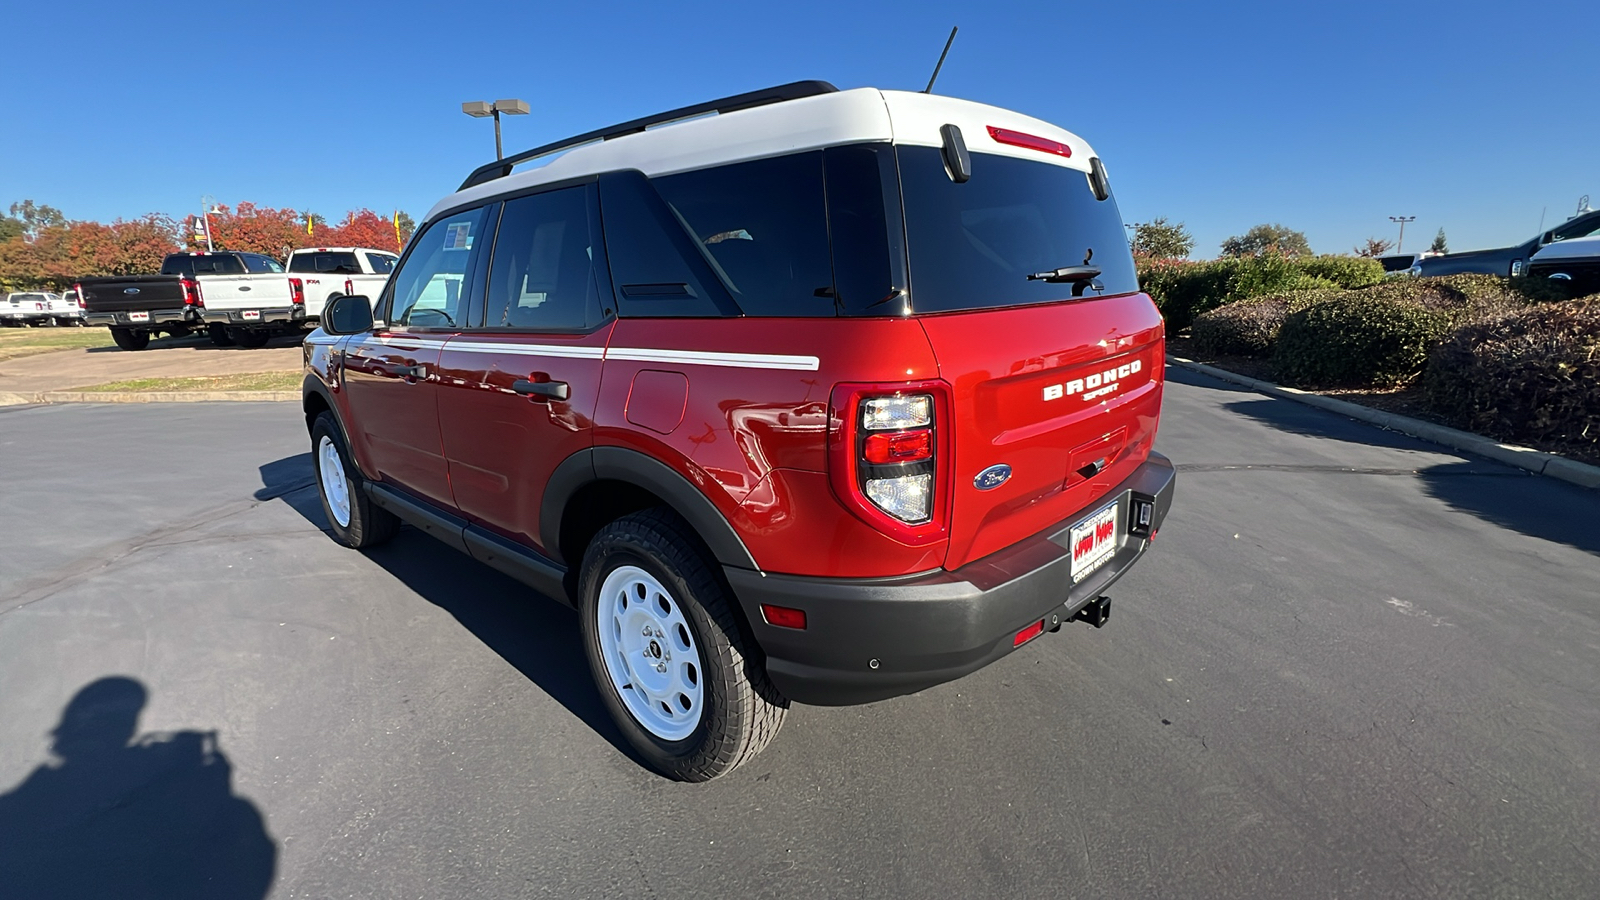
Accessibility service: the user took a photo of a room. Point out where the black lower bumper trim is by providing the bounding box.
[729,452,1176,706]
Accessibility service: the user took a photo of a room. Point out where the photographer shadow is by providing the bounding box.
[0,677,275,900]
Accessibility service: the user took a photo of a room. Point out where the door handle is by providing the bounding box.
[239,285,252,291]
[383,362,426,379]
[512,379,569,401]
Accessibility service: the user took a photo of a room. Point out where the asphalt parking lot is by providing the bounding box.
[2,369,1597,899]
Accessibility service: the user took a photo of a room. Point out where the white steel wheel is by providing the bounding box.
[596,564,705,741]
[317,434,352,528]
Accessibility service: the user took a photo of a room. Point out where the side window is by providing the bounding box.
[364,253,397,275]
[652,151,835,317]
[241,254,283,274]
[597,171,738,318]
[387,207,489,328]
[484,187,601,330]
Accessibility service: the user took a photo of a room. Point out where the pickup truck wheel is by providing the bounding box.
[311,412,399,548]
[579,509,788,781]
[109,328,150,351]
[208,324,236,347]
[232,330,271,349]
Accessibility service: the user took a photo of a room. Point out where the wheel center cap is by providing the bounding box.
[648,640,662,659]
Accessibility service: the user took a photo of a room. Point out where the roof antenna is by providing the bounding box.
[924,26,959,93]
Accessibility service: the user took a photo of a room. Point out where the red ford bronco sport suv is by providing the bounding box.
[303,81,1175,781]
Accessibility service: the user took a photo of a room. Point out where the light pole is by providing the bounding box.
[462,99,530,160]
[1389,215,1416,253]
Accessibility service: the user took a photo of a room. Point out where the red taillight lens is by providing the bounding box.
[760,604,807,630]
[289,278,305,305]
[863,430,932,465]
[73,283,85,308]
[344,278,354,296]
[987,125,1072,158]
[179,278,202,307]
[1014,619,1045,647]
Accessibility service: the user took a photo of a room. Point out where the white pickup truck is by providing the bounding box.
[285,247,397,319]
[2,292,83,327]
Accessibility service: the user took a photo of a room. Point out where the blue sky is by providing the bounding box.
[3,0,1595,258]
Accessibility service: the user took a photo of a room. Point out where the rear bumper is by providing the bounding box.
[205,307,306,327]
[728,452,1176,706]
[85,309,199,328]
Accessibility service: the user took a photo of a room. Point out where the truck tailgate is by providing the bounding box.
[198,274,293,311]
[78,276,185,313]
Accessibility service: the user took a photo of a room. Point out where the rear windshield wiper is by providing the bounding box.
[1026,265,1102,284]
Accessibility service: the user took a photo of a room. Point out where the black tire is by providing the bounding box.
[208,324,236,347]
[232,329,270,349]
[310,412,400,549]
[578,508,787,781]
[110,327,150,351]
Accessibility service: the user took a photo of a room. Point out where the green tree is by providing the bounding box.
[1430,228,1448,254]
[1129,217,1195,259]
[1221,223,1312,258]
[7,200,67,240]
[0,215,22,244]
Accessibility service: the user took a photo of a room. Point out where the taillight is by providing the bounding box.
[987,125,1072,158]
[344,278,354,296]
[180,278,203,307]
[289,278,305,305]
[829,383,951,543]
[73,283,85,309]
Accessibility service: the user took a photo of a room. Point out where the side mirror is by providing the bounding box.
[324,294,374,335]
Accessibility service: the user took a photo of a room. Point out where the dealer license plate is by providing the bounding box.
[242,310,261,320]
[1069,501,1120,582]
[128,311,149,322]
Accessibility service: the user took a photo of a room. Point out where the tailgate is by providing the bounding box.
[78,276,185,312]
[920,293,1165,569]
[198,274,292,310]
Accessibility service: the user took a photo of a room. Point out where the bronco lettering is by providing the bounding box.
[1043,358,1142,402]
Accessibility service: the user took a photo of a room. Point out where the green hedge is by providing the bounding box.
[1424,297,1600,451]
[1138,255,1385,330]
[1274,294,1449,388]
[1190,288,1343,357]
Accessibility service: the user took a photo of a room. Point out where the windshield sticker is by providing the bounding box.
[443,221,473,251]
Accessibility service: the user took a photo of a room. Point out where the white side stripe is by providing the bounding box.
[606,347,820,371]
[435,341,820,371]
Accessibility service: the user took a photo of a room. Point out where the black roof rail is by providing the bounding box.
[457,80,840,191]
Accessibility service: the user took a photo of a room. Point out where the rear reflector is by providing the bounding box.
[1014,619,1045,647]
[987,126,1072,158]
[863,430,933,464]
[760,604,807,630]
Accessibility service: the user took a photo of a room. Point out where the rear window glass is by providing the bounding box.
[290,251,362,274]
[241,254,283,273]
[1379,255,1416,272]
[364,253,397,275]
[896,146,1139,313]
[652,151,835,317]
[168,255,246,275]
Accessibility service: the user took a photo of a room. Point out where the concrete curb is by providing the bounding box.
[19,390,299,404]
[1166,355,1600,491]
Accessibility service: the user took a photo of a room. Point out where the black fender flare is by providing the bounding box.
[541,446,759,571]
[301,374,370,480]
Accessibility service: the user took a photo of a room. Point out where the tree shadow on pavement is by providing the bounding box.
[1416,461,1600,557]
[255,454,636,763]
[0,677,276,899]
[1206,389,1600,557]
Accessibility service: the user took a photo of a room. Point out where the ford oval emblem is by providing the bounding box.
[974,464,1012,491]
[123,287,141,295]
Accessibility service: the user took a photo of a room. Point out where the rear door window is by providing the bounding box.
[651,151,835,317]
[896,146,1139,313]
[387,207,489,328]
[241,254,283,273]
[483,186,604,331]
[363,253,397,275]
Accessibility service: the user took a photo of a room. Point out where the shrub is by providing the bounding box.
[1424,297,1600,451]
[1190,288,1342,357]
[1296,256,1385,290]
[1274,294,1449,388]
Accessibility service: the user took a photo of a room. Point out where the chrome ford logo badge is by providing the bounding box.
[123,288,141,295]
[974,464,1012,491]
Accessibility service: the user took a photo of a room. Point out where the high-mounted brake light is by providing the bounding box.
[987,126,1072,159]
[289,278,306,306]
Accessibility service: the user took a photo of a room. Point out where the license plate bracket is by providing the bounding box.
[1069,500,1120,582]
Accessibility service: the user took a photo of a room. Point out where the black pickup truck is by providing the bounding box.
[1414,209,1600,279]
[78,251,287,350]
